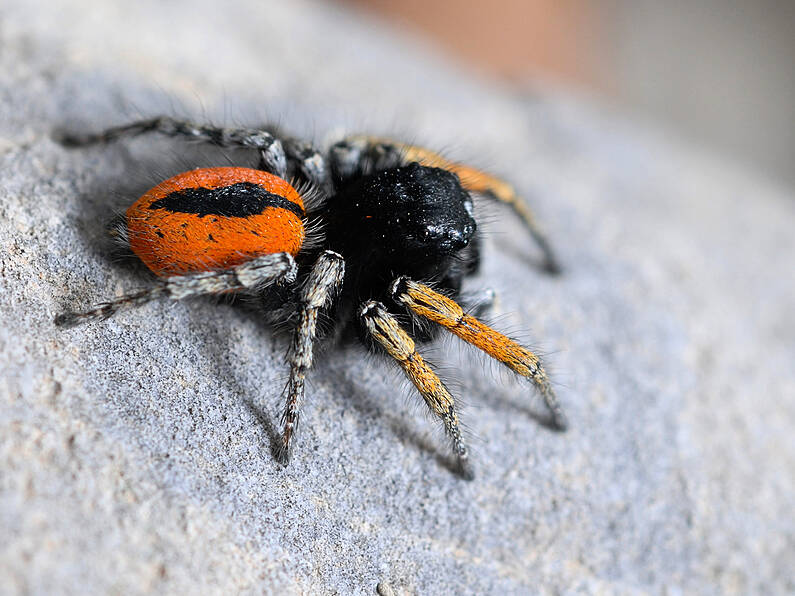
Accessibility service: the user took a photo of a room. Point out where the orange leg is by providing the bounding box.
[360,300,472,479]
[391,277,567,430]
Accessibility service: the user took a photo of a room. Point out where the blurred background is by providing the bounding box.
[346,0,795,189]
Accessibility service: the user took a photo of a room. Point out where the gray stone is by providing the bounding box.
[1,0,793,594]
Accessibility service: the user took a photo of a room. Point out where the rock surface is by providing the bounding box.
[1,0,793,594]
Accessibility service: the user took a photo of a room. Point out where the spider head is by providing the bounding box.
[331,163,476,264]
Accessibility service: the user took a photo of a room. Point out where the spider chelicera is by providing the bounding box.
[55,117,566,479]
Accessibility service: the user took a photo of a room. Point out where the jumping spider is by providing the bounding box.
[55,117,566,479]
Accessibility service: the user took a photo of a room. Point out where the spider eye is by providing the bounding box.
[420,223,471,252]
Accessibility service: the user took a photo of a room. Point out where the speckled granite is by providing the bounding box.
[1,0,793,594]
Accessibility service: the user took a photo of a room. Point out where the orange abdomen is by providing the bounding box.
[126,167,306,276]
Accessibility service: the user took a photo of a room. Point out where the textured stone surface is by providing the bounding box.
[1,0,793,594]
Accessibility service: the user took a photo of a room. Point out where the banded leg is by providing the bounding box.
[328,136,405,184]
[338,136,561,273]
[282,137,333,196]
[328,136,368,182]
[360,300,472,479]
[57,116,288,178]
[55,253,297,327]
[391,277,567,430]
[279,250,345,463]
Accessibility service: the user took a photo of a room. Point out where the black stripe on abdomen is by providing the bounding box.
[149,182,304,218]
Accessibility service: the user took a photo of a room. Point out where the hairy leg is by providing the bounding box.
[359,300,472,479]
[279,250,345,462]
[56,116,288,178]
[55,253,297,327]
[391,277,567,430]
[282,137,333,196]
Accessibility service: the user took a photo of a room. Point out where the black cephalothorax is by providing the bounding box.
[322,163,478,306]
